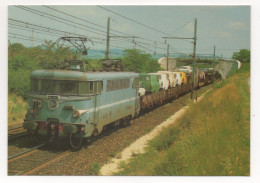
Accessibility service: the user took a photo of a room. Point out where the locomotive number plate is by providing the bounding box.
[47,95,59,100]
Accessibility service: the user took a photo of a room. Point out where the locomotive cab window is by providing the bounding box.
[30,79,102,95]
[31,78,41,92]
[42,79,55,94]
[55,80,78,95]
[107,79,130,91]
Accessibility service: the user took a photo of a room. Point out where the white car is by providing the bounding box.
[157,71,181,88]
[172,72,182,86]
[149,73,169,90]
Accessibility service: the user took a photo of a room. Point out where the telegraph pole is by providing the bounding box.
[162,18,198,99]
[105,17,110,60]
[105,17,140,59]
[191,18,197,100]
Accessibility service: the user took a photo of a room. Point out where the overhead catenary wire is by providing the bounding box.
[10,6,191,57]
[97,6,194,46]
[8,30,134,53]
[42,5,134,38]
[9,19,82,37]
[97,5,177,37]
[10,18,169,56]
[15,5,107,37]
[43,6,174,48]
[9,24,66,38]
[10,16,164,55]
[169,18,194,34]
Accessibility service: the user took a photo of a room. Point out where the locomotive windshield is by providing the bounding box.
[31,78,102,95]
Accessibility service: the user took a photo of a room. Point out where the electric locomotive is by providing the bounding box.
[23,66,140,147]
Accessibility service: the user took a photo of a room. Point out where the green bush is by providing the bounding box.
[122,49,162,73]
[8,54,39,98]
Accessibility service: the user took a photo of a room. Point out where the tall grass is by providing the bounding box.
[115,63,250,176]
[8,93,27,125]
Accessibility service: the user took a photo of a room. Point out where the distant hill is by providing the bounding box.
[86,49,166,60]
[86,49,123,59]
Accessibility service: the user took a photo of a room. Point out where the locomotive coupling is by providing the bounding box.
[63,124,78,134]
[23,121,37,130]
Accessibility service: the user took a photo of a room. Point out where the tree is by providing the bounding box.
[143,59,162,73]
[122,49,162,73]
[232,49,250,62]
[8,40,77,98]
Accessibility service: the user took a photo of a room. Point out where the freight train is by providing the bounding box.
[23,61,215,148]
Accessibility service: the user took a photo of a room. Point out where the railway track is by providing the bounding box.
[8,125,28,141]
[8,142,71,175]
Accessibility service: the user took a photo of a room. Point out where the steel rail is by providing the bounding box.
[8,126,24,133]
[8,132,28,141]
[19,150,71,175]
[8,143,46,161]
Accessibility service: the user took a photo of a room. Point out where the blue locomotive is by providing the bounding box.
[23,67,140,147]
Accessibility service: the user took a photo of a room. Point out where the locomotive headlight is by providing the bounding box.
[73,111,80,118]
[72,110,88,118]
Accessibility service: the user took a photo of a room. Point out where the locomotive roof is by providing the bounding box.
[30,70,139,81]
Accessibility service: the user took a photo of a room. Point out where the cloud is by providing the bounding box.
[213,31,232,38]
[228,21,245,30]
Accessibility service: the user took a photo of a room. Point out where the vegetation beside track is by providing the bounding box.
[8,93,27,125]
[115,63,250,176]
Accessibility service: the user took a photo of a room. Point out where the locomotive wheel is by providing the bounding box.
[69,133,83,149]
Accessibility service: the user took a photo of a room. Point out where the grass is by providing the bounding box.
[144,126,153,134]
[8,93,27,125]
[109,151,116,158]
[162,115,170,121]
[115,63,250,176]
[124,140,131,146]
[89,162,101,175]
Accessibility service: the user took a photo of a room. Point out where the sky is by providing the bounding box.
[8,5,250,59]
